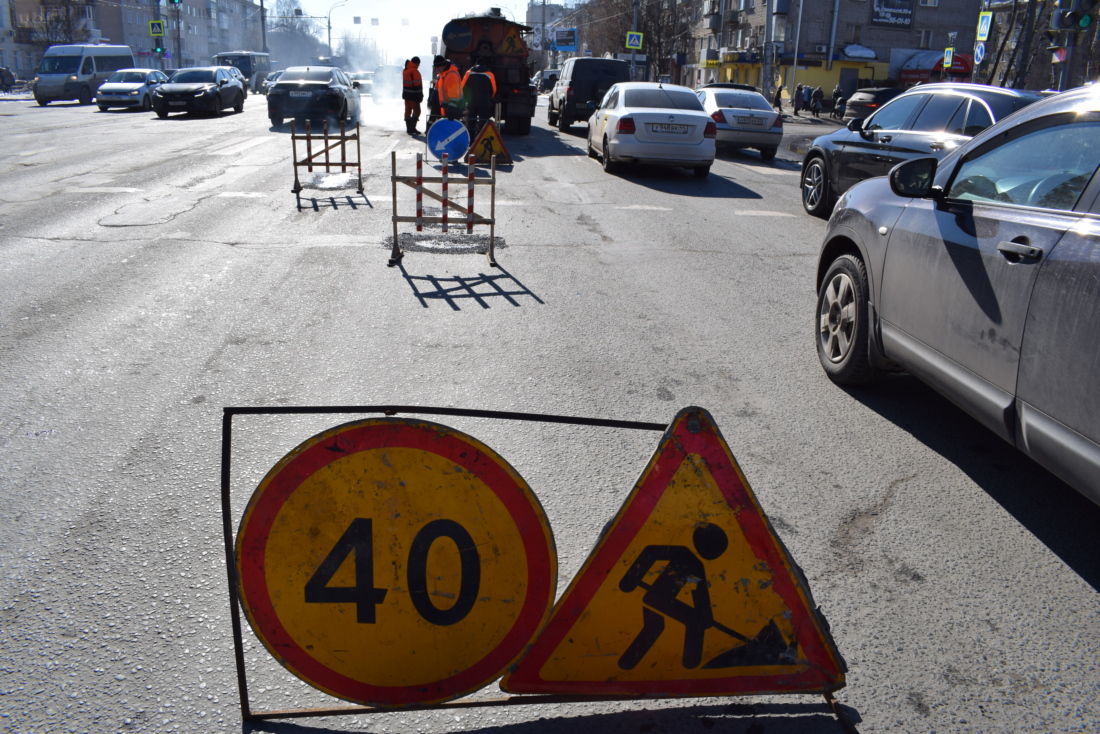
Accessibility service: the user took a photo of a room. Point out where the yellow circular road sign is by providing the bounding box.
[235,418,557,708]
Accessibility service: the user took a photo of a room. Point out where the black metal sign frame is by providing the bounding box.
[220,405,856,731]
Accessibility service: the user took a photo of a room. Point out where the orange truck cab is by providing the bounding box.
[441,10,537,135]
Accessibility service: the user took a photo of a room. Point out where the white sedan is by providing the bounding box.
[696,87,783,161]
[586,82,716,178]
[96,68,170,112]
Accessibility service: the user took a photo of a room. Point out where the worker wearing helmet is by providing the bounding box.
[402,56,423,135]
[432,55,463,121]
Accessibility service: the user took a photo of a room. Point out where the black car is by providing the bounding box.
[152,67,244,117]
[697,82,758,92]
[548,57,631,132]
[842,87,903,121]
[814,84,1100,505]
[800,83,1041,218]
[266,66,361,127]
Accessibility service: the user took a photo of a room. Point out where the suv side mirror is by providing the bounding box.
[846,117,865,132]
[889,157,939,199]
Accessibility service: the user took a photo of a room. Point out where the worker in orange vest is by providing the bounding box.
[462,57,497,136]
[402,56,423,135]
[432,55,463,121]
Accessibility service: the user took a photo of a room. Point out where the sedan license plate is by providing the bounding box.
[290,91,311,97]
[736,116,763,125]
[651,123,688,134]
[168,101,186,106]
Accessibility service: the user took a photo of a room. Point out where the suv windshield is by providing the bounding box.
[108,71,149,84]
[171,70,216,84]
[280,69,335,83]
[624,88,704,111]
[38,56,80,74]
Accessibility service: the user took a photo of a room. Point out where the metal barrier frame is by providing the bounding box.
[220,405,857,732]
[388,152,498,268]
[290,119,364,200]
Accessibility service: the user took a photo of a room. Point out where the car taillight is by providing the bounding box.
[617,117,636,134]
[565,82,573,100]
[711,110,724,124]
[704,121,717,139]
[866,103,879,109]
[771,115,783,128]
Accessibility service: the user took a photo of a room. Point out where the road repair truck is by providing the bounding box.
[440,9,537,135]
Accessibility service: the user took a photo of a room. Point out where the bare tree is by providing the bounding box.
[30,0,91,51]
[577,0,692,77]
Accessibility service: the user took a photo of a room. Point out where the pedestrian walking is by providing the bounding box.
[792,83,803,116]
[462,57,496,137]
[772,85,783,115]
[432,55,463,121]
[833,95,846,119]
[402,57,424,135]
[811,86,823,118]
[0,67,14,94]
[802,84,812,115]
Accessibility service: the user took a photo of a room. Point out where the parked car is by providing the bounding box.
[800,83,1042,218]
[266,66,361,126]
[696,87,782,160]
[842,87,903,121]
[260,69,283,95]
[814,83,1100,506]
[548,57,631,132]
[531,69,558,93]
[586,82,716,178]
[348,71,373,95]
[95,68,169,112]
[217,65,249,97]
[153,67,244,117]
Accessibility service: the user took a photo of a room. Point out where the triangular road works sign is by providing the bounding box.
[469,120,513,165]
[502,407,846,696]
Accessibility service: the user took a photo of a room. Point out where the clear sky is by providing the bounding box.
[295,0,532,64]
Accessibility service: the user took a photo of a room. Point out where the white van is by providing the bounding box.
[33,45,136,106]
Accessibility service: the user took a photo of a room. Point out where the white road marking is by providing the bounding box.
[618,205,672,211]
[210,138,272,156]
[728,163,798,176]
[64,187,143,194]
[371,140,402,158]
[733,210,797,217]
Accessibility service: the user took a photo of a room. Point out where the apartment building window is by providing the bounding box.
[919,0,938,6]
[919,29,933,48]
[846,24,862,44]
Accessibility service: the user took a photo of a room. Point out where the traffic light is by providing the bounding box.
[1052,0,1096,31]
[154,44,163,54]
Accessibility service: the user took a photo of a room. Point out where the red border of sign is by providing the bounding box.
[236,419,556,707]
[502,408,844,695]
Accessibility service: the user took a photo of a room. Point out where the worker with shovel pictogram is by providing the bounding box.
[618,522,797,670]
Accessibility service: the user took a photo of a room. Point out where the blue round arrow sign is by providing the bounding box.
[427,119,470,163]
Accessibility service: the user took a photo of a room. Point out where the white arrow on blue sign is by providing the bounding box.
[426,119,470,162]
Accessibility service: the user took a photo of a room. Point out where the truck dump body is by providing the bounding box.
[441,14,537,135]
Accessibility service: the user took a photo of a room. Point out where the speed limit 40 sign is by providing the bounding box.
[235,418,557,708]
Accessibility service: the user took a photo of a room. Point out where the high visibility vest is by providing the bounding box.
[402,62,422,98]
[436,65,462,106]
[462,66,497,98]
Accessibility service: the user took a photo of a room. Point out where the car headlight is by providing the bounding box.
[153,89,162,97]
[67,75,77,82]
[128,90,140,96]
[196,88,211,97]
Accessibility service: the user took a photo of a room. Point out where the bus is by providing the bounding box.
[212,51,271,93]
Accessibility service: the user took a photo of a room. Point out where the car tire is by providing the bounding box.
[547,102,559,126]
[156,109,168,119]
[233,92,244,113]
[693,165,710,178]
[601,137,617,173]
[98,105,108,112]
[816,254,877,385]
[141,95,152,112]
[759,146,777,161]
[802,155,833,219]
[78,87,92,105]
[270,116,283,127]
[211,97,222,117]
[36,98,49,106]
[557,111,571,133]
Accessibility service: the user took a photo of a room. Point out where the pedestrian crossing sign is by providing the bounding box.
[149,19,164,36]
[625,32,643,50]
[501,407,846,696]
[469,120,513,165]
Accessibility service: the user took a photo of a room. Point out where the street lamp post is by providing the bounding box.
[327,0,348,58]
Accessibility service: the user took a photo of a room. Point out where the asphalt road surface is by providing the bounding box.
[1,94,1098,734]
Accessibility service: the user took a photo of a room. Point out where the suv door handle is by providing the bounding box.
[878,134,893,143]
[929,141,946,150]
[998,238,1043,261]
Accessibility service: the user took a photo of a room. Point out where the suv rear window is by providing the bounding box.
[569,60,629,81]
[624,88,704,111]
[712,92,770,111]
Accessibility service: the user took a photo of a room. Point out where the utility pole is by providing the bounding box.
[260,0,268,54]
[631,0,639,81]
[761,0,773,100]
